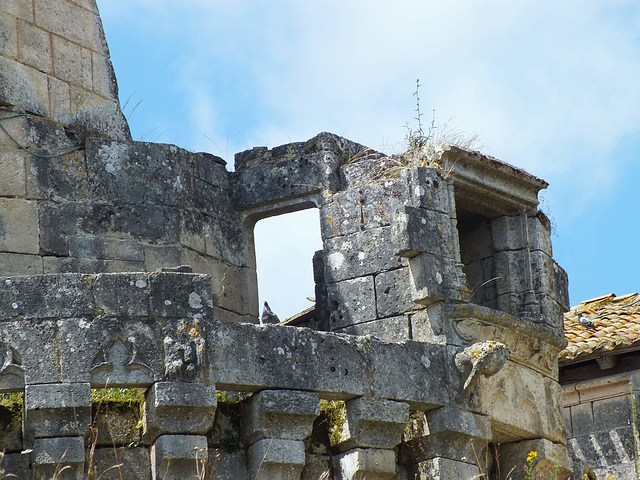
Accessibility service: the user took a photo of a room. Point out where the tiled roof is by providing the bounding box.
[560,293,640,362]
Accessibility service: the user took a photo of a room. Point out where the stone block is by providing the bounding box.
[476,360,566,443]
[367,340,450,410]
[24,383,91,443]
[413,457,480,480]
[243,389,319,443]
[324,226,406,283]
[400,166,452,214]
[143,244,181,271]
[148,271,213,320]
[247,438,306,480]
[0,56,49,116]
[570,402,594,437]
[207,319,371,397]
[0,452,29,479]
[334,315,410,342]
[47,75,73,126]
[67,235,145,262]
[392,206,455,259]
[334,448,396,480]
[91,51,118,99]
[151,434,208,480]
[0,252,43,275]
[144,382,217,439]
[89,447,151,480]
[205,217,249,267]
[0,273,94,319]
[530,251,569,310]
[562,407,572,438]
[57,316,163,385]
[52,36,92,89]
[0,11,17,59]
[0,319,59,387]
[491,215,525,251]
[427,407,492,440]
[409,252,468,305]
[0,197,39,254]
[0,150,26,196]
[34,0,106,54]
[335,397,409,450]
[94,272,149,316]
[17,20,52,73]
[31,436,84,480]
[194,151,229,188]
[498,438,571,480]
[592,395,632,433]
[327,276,377,329]
[208,449,247,480]
[410,307,450,345]
[374,267,415,318]
[493,249,529,296]
[0,0,33,21]
[71,87,130,141]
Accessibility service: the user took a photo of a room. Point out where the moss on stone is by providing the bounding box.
[319,399,346,447]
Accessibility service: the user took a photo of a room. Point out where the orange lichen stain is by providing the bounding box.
[327,216,333,222]
[183,322,201,338]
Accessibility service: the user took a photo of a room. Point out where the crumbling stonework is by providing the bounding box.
[0,1,577,479]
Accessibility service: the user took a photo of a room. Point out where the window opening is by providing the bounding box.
[253,208,322,323]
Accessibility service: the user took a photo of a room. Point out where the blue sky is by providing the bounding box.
[99,0,640,319]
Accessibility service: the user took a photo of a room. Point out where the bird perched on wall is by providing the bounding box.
[261,301,280,324]
[578,314,597,330]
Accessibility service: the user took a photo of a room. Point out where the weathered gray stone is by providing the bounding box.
[400,167,452,214]
[412,457,480,480]
[243,389,319,443]
[0,452,29,479]
[409,252,468,305]
[0,149,27,196]
[24,383,91,443]
[334,448,397,480]
[207,449,247,480]
[247,438,306,480]
[57,316,163,385]
[327,276,377,329]
[336,397,409,450]
[592,395,632,433]
[89,447,151,480]
[324,226,406,283]
[151,434,208,480]
[427,406,491,439]
[144,382,217,439]
[0,252,42,275]
[392,206,455,259]
[0,197,39,254]
[94,272,149,317]
[498,438,571,480]
[0,320,59,387]
[335,315,410,341]
[67,236,145,262]
[374,268,416,318]
[31,436,85,480]
[148,272,212,320]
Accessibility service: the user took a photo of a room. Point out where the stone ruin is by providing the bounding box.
[0,1,577,479]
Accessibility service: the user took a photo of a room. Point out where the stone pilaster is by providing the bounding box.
[243,389,319,480]
[24,382,91,480]
[334,397,409,480]
[144,381,217,480]
[402,407,491,480]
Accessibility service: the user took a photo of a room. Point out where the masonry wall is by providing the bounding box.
[562,369,640,479]
[0,109,256,321]
[0,0,129,139]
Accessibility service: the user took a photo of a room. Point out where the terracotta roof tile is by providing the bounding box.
[560,292,640,362]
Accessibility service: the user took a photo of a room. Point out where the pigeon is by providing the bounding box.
[578,314,596,330]
[261,301,280,324]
